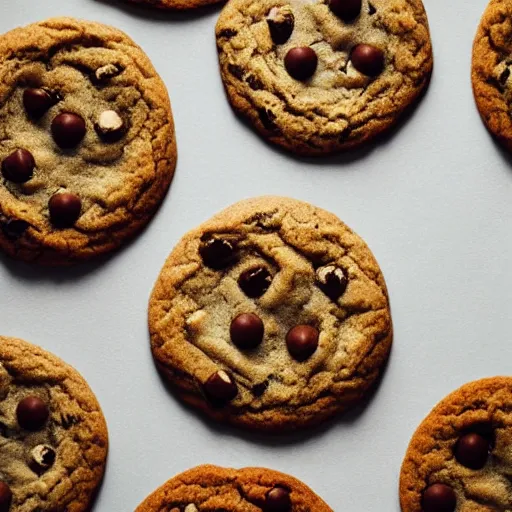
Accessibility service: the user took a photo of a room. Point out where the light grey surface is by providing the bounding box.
[0,0,511,510]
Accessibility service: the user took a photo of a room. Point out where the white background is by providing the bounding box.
[0,0,511,510]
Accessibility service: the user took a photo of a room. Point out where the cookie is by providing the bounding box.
[135,464,333,511]
[149,196,392,431]
[0,336,108,511]
[215,0,433,155]
[124,0,221,10]
[399,377,512,512]
[0,18,177,265]
[472,0,512,152]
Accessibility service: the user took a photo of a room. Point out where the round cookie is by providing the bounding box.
[0,18,176,265]
[0,336,108,511]
[124,0,222,9]
[399,377,512,512]
[215,0,433,155]
[472,0,512,152]
[135,464,333,511]
[149,196,392,431]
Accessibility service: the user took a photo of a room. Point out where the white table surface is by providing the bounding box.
[0,0,511,510]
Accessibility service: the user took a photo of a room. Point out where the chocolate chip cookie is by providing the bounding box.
[149,196,392,431]
[0,335,108,511]
[124,0,221,9]
[399,377,512,512]
[135,464,333,511]
[216,0,433,155]
[472,0,512,152]
[0,18,177,265]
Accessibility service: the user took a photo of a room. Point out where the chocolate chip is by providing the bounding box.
[284,47,318,81]
[267,7,295,45]
[422,484,456,512]
[230,313,264,349]
[30,444,56,473]
[316,265,348,301]
[0,482,12,512]
[228,64,245,80]
[238,267,272,298]
[351,44,385,76]
[368,2,376,14]
[51,113,86,148]
[23,88,57,118]
[203,370,238,405]
[95,110,125,142]
[252,380,269,397]
[286,325,319,361]
[199,238,236,269]
[16,396,49,431]
[500,67,510,84]
[455,432,489,469]
[218,28,238,38]
[258,109,279,132]
[94,63,122,82]
[48,192,82,228]
[265,486,291,512]
[1,219,29,241]
[246,75,264,90]
[2,148,35,183]
[329,0,362,21]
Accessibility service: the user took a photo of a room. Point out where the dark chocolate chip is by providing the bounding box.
[316,265,348,301]
[329,0,362,22]
[238,267,272,298]
[23,88,57,118]
[219,28,238,38]
[16,396,49,431]
[265,486,291,512]
[199,238,236,269]
[368,2,376,14]
[1,149,35,183]
[51,113,86,148]
[1,219,29,241]
[500,67,510,84]
[267,7,295,45]
[228,64,245,80]
[422,484,456,512]
[230,313,264,349]
[30,444,56,473]
[0,481,12,512]
[48,192,82,228]
[203,370,238,405]
[95,110,125,142]
[246,75,264,90]
[286,325,319,361]
[284,47,318,81]
[252,380,269,397]
[258,108,279,132]
[455,432,489,469]
[351,44,385,76]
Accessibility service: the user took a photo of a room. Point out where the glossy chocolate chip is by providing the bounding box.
[16,396,49,431]
[51,113,86,148]
[1,219,29,241]
[48,193,82,228]
[329,0,362,21]
[351,44,385,76]
[30,444,56,473]
[316,265,348,301]
[95,110,125,142]
[1,149,35,183]
[199,238,236,269]
[285,47,318,81]
[286,325,319,361]
[422,484,456,512]
[23,88,56,118]
[203,370,238,405]
[455,433,489,469]
[265,486,291,512]
[267,7,295,44]
[230,313,264,349]
[0,482,12,512]
[238,267,272,298]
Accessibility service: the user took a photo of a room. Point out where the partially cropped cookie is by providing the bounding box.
[399,377,512,512]
[0,336,108,511]
[149,197,392,431]
[0,18,176,264]
[472,0,512,152]
[136,464,333,511]
[124,0,221,9]
[216,0,432,155]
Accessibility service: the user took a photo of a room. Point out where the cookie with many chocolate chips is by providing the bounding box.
[472,0,512,152]
[135,464,333,511]
[0,336,108,511]
[399,377,512,512]
[149,196,392,431]
[0,18,176,265]
[216,0,433,155]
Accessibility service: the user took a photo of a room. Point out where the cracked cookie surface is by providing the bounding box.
[0,18,176,265]
[399,377,512,512]
[135,464,333,511]
[472,0,512,152]
[149,196,392,431]
[216,0,433,155]
[0,336,108,512]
